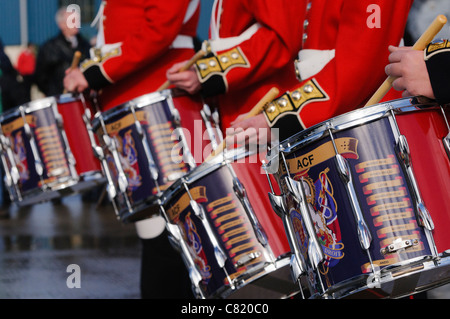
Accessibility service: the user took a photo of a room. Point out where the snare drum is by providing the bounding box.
[0,93,104,206]
[160,149,297,299]
[91,89,221,223]
[266,97,450,299]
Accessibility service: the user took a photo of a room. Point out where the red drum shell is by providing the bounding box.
[56,94,102,176]
[396,106,450,254]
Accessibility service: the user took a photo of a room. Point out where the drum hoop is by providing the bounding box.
[0,107,22,122]
[22,96,57,114]
[160,147,251,205]
[56,92,82,104]
[268,97,440,164]
[92,90,172,129]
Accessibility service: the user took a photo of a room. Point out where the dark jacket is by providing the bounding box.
[34,32,90,97]
[0,39,29,111]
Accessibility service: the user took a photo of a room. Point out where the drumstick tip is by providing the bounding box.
[437,14,448,24]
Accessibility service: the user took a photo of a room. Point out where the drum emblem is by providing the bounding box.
[116,131,142,191]
[183,212,212,281]
[12,132,30,182]
[303,169,345,269]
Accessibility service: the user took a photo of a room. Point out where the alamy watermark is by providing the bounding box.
[65,4,81,29]
[66,264,81,288]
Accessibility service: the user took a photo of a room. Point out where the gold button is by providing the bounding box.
[303,84,313,93]
[266,104,276,113]
[291,90,302,101]
[278,98,288,108]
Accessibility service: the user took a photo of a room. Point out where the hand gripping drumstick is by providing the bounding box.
[157,49,206,91]
[205,87,280,162]
[364,14,448,107]
[63,51,82,94]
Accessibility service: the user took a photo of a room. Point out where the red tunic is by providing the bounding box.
[193,0,305,130]
[81,0,200,110]
[263,0,413,139]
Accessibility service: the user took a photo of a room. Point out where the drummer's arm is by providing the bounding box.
[189,0,304,98]
[262,0,412,141]
[72,0,193,91]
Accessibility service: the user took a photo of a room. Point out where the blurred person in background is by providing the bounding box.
[35,7,90,97]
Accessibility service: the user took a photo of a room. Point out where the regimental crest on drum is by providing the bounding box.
[115,131,142,191]
[183,212,213,283]
[294,169,345,270]
[313,169,344,270]
[12,131,30,183]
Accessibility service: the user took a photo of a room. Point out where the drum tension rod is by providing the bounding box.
[161,208,205,299]
[327,125,376,276]
[388,109,438,258]
[129,102,161,193]
[181,181,235,289]
[278,150,325,294]
[262,159,307,290]
[229,166,269,249]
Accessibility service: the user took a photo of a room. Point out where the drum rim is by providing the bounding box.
[160,147,253,206]
[91,89,172,129]
[268,96,440,164]
[0,97,57,122]
[56,92,83,104]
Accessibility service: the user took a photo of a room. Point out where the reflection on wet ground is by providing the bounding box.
[0,187,142,299]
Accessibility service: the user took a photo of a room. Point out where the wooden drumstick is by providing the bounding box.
[157,49,206,91]
[70,51,82,70]
[63,51,82,93]
[364,14,448,107]
[205,87,280,161]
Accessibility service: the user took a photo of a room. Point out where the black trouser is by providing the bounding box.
[140,230,194,299]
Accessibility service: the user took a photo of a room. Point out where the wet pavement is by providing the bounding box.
[0,187,142,299]
[0,186,449,300]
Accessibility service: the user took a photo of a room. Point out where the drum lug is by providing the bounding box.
[130,104,161,184]
[184,183,229,269]
[201,103,221,151]
[334,154,373,251]
[164,219,206,299]
[103,135,129,194]
[396,134,411,166]
[335,153,350,183]
[171,107,182,126]
[263,160,287,218]
[0,139,21,201]
[88,134,118,201]
[0,136,20,186]
[268,192,286,218]
[22,121,44,178]
[396,135,435,231]
[443,133,450,160]
[289,254,305,283]
[417,202,434,231]
[286,176,325,269]
[232,176,269,247]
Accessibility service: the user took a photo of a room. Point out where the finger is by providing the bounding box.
[391,77,406,92]
[388,50,404,63]
[385,62,403,78]
[389,45,412,52]
[402,90,413,98]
